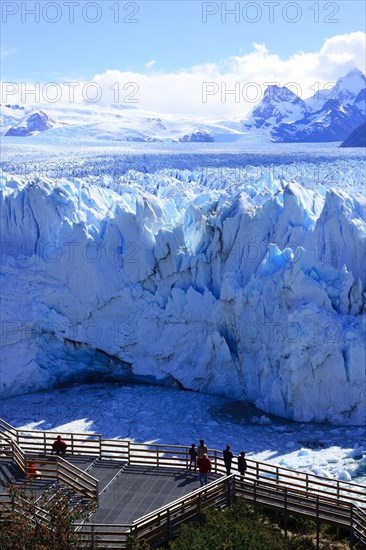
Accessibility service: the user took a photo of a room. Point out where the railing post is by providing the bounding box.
[71,433,74,455]
[256,462,259,480]
[44,432,46,454]
[127,440,131,464]
[98,435,102,458]
[156,446,159,467]
[306,473,309,493]
[166,509,171,540]
[284,488,288,538]
[214,450,218,474]
[337,480,340,500]
[316,495,320,550]
[276,467,279,484]
[350,505,354,550]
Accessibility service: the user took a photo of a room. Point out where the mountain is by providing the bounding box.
[243,68,366,143]
[0,103,26,131]
[1,104,247,143]
[271,99,366,143]
[306,68,366,110]
[340,121,366,147]
[5,110,55,136]
[1,69,365,143]
[244,85,310,130]
[354,88,366,114]
[179,129,214,142]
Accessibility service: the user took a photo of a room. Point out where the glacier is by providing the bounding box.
[0,145,365,425]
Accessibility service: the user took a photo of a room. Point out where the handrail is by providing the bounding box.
[0,419,17,439]
[1,417,365,549]
[57,456,99,502]
[133,474,230,523]
[11,439,27,474]
[1,418,364,509]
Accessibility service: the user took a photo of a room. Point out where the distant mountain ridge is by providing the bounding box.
[244,68,366,143]
[1,68,365,143]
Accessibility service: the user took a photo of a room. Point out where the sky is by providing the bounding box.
[1,0,366,116]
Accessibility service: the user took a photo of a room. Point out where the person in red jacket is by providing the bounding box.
[27,462,40,480]
[197,453,211,487]
[52,435,68,455]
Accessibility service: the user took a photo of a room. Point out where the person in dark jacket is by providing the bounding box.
[52,435,67,455]
[223,444,234,475]
[188,443,198,471]
[197,453,211,486]
[237,451,247,476]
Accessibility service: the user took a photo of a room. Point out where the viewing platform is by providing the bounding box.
[0,418,365,548]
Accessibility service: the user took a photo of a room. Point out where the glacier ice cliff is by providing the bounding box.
[0,161,365,425]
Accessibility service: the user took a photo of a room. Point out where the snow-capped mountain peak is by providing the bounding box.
[336,67,366,92]
[242,67,366,143]
[244,84,309,130]
[5,109,55,137]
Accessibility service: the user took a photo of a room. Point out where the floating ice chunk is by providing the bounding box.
[298,448,315,458]
[311,466,333,478]
[251,415,272,425]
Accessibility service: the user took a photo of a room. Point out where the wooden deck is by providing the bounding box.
[1,418,365,549]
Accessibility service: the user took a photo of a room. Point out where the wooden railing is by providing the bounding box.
[129,474,234,547]
[19,456,99,503]
[2,422,365,509]
[0,490,51,526]
[1,419,365,548]
[75,475,366,549]
[12,439,27,475]
[57,456,99,502]
[0,419,18,440]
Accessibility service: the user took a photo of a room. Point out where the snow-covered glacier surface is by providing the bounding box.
[1,143,365,425]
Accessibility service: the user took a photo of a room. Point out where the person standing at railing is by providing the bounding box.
[188,443,198,471]
[237,451,247,477]
[197,439,208,459]
[52,435,68,456]
[27,462,40,480]
[223,444,234,475]
[197,453,212,487]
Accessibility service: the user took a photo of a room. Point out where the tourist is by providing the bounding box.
[188,443,198,471]
[197,453,212,487]
[197,439,208,458]
[27,462,40,480]
[52,435,68,455]
[237,451,247,477]
[223,444,234,475]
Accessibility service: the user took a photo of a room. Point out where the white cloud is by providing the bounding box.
[91,32,366,118]
[146,60,157,69]
[1,33,365,118]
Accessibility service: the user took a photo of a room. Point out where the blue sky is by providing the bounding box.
[1,0,365,81]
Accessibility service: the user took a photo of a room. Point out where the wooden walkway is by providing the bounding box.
[0,418,365,549]
[92,465,219,525]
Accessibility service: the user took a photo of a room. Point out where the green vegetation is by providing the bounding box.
[130,499,356,550]
[0,483,96,549]
[162,500,354,550]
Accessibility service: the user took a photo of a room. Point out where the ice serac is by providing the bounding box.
[0,166,365,425]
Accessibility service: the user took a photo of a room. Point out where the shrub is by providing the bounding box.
[0,483,96,549]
